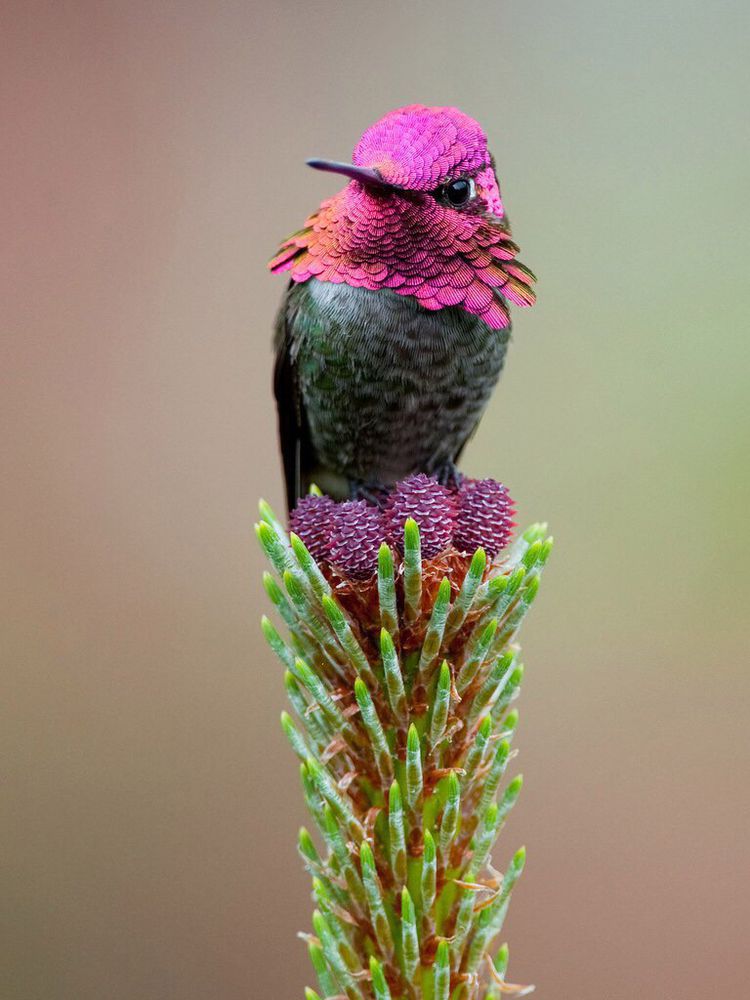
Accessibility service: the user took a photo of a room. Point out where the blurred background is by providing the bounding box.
[3,1,749,998]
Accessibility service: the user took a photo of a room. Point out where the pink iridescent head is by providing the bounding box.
[360,105,505,216]
[270,105,535,330]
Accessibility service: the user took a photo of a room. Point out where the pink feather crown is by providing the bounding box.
[270,105,535,330]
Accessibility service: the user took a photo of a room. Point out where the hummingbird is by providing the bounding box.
[269,104,535,511]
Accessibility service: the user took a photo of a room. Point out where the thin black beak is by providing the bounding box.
[306,158,396,190]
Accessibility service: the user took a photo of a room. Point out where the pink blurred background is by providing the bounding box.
[3,2,749,998]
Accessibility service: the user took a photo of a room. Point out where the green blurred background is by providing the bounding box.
[3,2,749,998]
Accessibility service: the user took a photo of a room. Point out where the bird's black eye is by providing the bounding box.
[439,177,475,207]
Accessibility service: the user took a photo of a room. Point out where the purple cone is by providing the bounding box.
[383,473,457,558]
[329,500,386,579]
[453,478,515,558]
[290,494,336,562]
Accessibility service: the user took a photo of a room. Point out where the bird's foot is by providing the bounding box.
[349,479,390,508]
[434,461,465,492]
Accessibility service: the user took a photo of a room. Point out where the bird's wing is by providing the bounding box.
[273,283,312,513]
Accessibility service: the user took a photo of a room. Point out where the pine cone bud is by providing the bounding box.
[289,494,336,562]
[454,478,515,558]
[329,500,385,579]
[384,473,456,558]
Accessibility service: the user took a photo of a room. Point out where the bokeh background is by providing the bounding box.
[3,1,749,998]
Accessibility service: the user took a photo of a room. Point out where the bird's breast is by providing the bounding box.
[295,279,510,483]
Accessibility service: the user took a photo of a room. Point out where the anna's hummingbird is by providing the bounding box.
[270,104,535,510]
